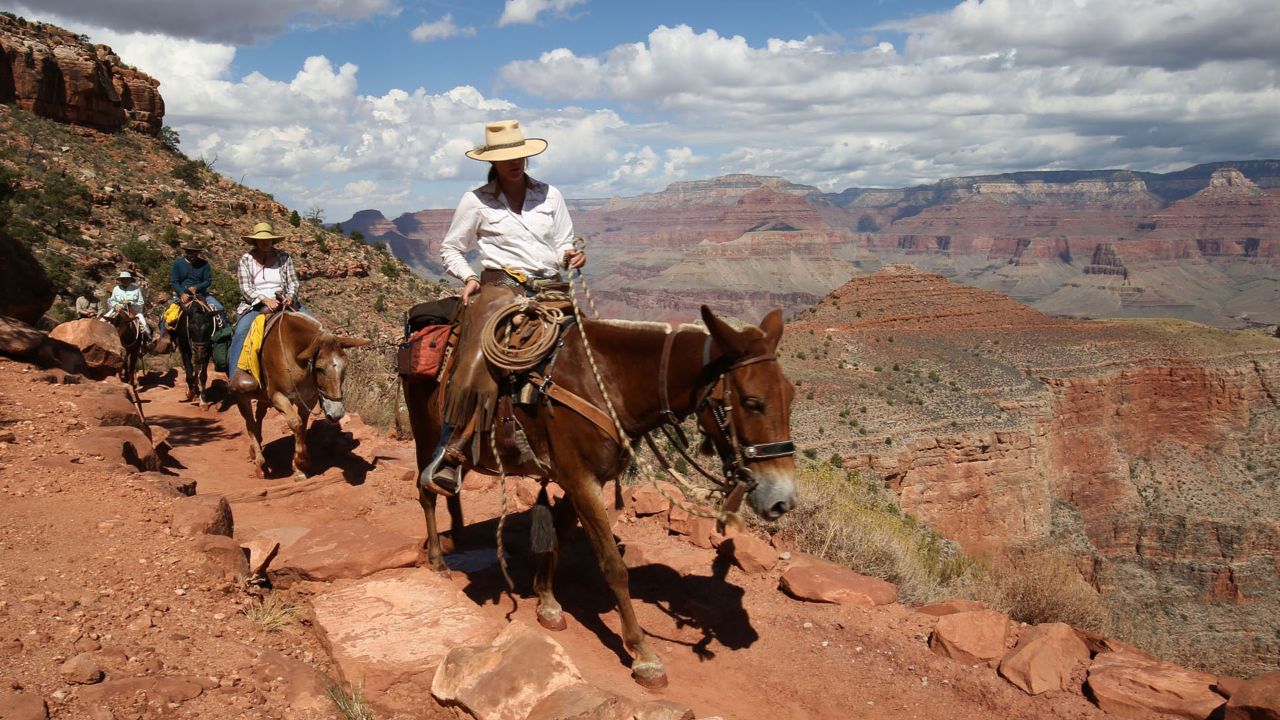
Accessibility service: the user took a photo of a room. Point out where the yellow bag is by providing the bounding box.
[163,302,182,329]
[236,314,267,384]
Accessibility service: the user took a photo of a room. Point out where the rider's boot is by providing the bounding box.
[229,369,260,393]
[419,417,475,496]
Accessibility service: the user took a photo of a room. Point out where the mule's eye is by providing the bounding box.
[743,396,765,413]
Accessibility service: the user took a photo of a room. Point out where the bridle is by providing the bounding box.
[652,329,796,512]
[272,313,344,413]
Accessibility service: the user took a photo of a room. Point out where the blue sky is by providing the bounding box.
[9,0,1280,221]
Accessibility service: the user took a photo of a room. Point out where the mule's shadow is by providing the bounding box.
[137,367,178,390]
[259,419,373,483]
[453,509,758,668]
[148,413,240,445]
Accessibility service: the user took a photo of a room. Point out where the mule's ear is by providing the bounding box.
[338,336,372,349]
[759,308,784,351]
[296,335,324,363]
[701,305,750,356]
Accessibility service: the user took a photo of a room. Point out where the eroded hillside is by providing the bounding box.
[780,265,1280,675]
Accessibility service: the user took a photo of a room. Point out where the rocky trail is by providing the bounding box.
[0,356,1262,720]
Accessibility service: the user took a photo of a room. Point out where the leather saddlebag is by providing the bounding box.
[397,324,452,380]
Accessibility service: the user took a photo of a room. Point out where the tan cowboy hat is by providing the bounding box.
[465,119,548,162]
[242,222,285,242]
[117,270,134,280]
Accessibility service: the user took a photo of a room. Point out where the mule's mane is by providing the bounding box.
[590,319,707,335]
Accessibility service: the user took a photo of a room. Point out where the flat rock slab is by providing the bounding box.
[1087,650,1225,720]
[272,519,419,582]
[312,568,502,717]
[0,692,48,720]
[778,560,898,606]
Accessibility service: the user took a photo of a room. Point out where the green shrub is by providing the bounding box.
[289,210,301,227]
[380,257,400,278]
[171,158,209,188]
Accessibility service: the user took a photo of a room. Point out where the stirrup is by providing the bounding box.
[419,464,460,497]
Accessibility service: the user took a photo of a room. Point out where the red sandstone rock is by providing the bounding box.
[78,676,203,704]
[76,384,144,429]
[241,538,280,578]
[0,693,48,720]
[312,568,501,717]
[0,316,46,359]
[929,609,1013,667]
[78,425,157,472]
[1216,676,1246,700]
[169,495,233,537]
[0,234,55,325]
[778,561,897,606]
[717,533,778,574]
[998,622,1092,695]
[48,319,124,380]
[432,621,583,720]
[1225,671,1280,720]
[628,482,680,516]
[197,533,248,582]
[57,653,103,685]
[271,519,418,582]
[0,17,164,134]
[915,598,989,617]
[1086,650,1224,719]
[667,504,718,548]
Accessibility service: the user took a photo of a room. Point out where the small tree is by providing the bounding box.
[158,126,181,154]
[829,453,844,468]
[288,210,301,227]
[304,206,325,225]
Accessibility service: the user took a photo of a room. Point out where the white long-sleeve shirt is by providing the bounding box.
[108,283,145,311]
[439,176,575,282]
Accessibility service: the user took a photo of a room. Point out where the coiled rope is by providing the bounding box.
[480,298,564,372]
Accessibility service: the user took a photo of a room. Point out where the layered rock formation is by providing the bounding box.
[0,14,164,134]
[783,266,1280,674]
[350,161,1280,327]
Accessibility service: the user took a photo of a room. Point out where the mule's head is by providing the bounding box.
[698,306,797,521]
[296,332,372,421]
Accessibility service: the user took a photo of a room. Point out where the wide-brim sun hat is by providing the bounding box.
[464,119,548,162]
[117,271,134,280]
[183,242,205,252]
[242,222,285,243]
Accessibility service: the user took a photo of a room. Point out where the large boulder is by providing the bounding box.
[48,319,124,380]
[78,425,157,472]
[929,609,1013,667]
[0,316,46,359]
[998,622,1091,695]
[1225,671,1280,719]
[1086,650,1225,719]
[169,495,233,537]
[0,234,55,324]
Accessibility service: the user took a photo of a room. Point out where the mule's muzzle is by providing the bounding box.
[320,396,345,421]
[746,467,797,521]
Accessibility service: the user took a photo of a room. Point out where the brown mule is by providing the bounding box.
[233,312,371,479]
[403,305,797,687]
[109,306,146,387]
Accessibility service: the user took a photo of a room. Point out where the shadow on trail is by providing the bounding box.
[452,507,758,668]
[148,413,240,446]
[258,419,375,483]
[137,368,177,390]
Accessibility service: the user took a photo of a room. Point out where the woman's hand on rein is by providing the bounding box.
[563,250,586,270]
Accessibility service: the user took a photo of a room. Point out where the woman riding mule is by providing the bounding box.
[228,222,308,393]
[423,118,584,496]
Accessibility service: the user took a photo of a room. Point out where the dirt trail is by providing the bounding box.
[0,360,1106,719]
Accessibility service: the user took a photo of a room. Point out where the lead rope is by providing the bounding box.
[564,238,733,527]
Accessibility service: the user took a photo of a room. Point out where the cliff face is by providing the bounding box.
[0,14,163,135]
[783,267,1280,673]
[349,162,1280,327]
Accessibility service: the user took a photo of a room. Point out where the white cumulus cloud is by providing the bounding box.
[410,14,476,43]
[498,0,588,27]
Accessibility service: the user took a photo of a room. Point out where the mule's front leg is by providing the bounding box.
[274,393,310,478]
[570,482,667,688]
[417,482,447,571]
[533,497,578,632]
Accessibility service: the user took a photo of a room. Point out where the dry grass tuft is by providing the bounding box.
[772,465,981,604]
[243,594,299,632]
[327,682,374,720]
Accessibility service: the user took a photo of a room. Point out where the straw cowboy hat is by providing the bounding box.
[465,119,547,162]
[117,270,134,280]
[242,222,285,243]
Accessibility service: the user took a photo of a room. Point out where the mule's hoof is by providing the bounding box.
[631,662,667,689]
[537,610,567,632]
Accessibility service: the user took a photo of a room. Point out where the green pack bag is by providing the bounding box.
[211,325,235,373]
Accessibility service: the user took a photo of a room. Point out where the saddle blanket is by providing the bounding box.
[236,314,267,384]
